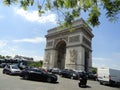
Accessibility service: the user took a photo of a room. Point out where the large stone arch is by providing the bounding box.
[43,18,94,72]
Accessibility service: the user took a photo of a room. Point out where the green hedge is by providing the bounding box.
[28,61,43,68]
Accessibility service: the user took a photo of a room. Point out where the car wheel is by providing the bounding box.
[78,82,82,87]
[8,71,12,75]
[3,70,5,74]
[100,81,103,85]
[71,76,74,79]
[47,78,52,83]
[23,74,29,80]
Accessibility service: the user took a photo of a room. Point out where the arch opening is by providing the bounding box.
[84,51,89,72]
[55,41,66,69]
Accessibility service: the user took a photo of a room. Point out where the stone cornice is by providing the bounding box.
[45,43,92,52]
[46,19,94,39]
[46,24,94,39]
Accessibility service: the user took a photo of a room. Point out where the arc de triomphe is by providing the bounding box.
[43,18,94,72]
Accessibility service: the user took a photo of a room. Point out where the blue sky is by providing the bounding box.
[0,3,120,70]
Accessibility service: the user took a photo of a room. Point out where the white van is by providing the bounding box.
[97,67,120,86]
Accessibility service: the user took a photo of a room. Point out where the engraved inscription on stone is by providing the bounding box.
[45,53,50,63]
[69,49,77,63]
[83,37,91,47]
[69,35,80,43]
[54,37,68,46]
[47,41,53,47]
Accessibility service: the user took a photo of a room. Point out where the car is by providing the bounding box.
[47,68,53,72]
[86,72,97,80]
[51,68,61,75]
[20,67,58,83]
[3,64,21,75]
[60,69,86,80]
[60,69,79,80]
[0,63,7,68]
[71,70,87,80]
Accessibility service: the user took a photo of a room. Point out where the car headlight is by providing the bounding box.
[73,73,76,76]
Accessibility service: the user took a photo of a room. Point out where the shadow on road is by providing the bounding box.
[78,85,91,88]
[20,77,59,84]
[101,84,120,89]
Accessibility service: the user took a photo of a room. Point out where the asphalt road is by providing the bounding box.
[0,68,119,90]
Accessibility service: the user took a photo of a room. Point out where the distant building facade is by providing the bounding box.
[43,18,94,72]
[14,55,33,61]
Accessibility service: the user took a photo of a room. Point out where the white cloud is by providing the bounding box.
[0,45,20,57]
[13,37,46,43]
[0,45,44,61]
[93,62,120,70]
[93,56,120,70]
[0,41,7,47]
[0,39,45,61]
[93,57,111,61]
[92,63,107,68]
[14,8,57,24]
[92,57,112,68]
[32,56,44,61]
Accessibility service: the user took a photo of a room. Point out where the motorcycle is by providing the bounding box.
[78,74,87,88]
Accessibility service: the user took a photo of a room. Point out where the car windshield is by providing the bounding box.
[11,65,19,69]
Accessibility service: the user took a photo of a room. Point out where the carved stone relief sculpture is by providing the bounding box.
[45,53,50,64]
[69,49,77,63]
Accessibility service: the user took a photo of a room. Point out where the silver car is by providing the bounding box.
[3,64,21,75]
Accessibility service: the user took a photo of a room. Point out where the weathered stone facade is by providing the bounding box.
[43,18,94,72]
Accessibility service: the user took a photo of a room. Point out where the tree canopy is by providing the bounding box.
[2,0,120,27]
[28,61,43,68]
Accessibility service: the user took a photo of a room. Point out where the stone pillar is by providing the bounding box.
[43,51,50,69]
[88,51,92,72]
[53,50,58,68]
[43,49,56,69]
[65,46,85,71]
[49,49,57,68]
[65,48,71,69]
[65,47,78,69]
[77,46,85,71]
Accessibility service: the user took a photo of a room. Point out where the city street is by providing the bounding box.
[0,68,119,90]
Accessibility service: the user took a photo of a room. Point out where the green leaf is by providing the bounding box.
[20,1,27,10]
[57,0,64,7]
[88,6,101,27]
[53,0,59,8]
[30,0,34,6]
[72,9,79,17]
[38,5,42,10]
[71,0,77,8]
[45,0,51,10]
[85,0,91,8]
[64,0,70,8]
[3,0,11,5]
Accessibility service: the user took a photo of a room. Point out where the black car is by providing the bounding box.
[51,68,61,75]
[86,72,97,80]
[60,69,79,80]
[0,63,7,68]
[60,69,86,80]
[20,68,58,83]
[73,71,86,80]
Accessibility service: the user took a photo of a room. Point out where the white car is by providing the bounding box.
[3,64,21,75]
